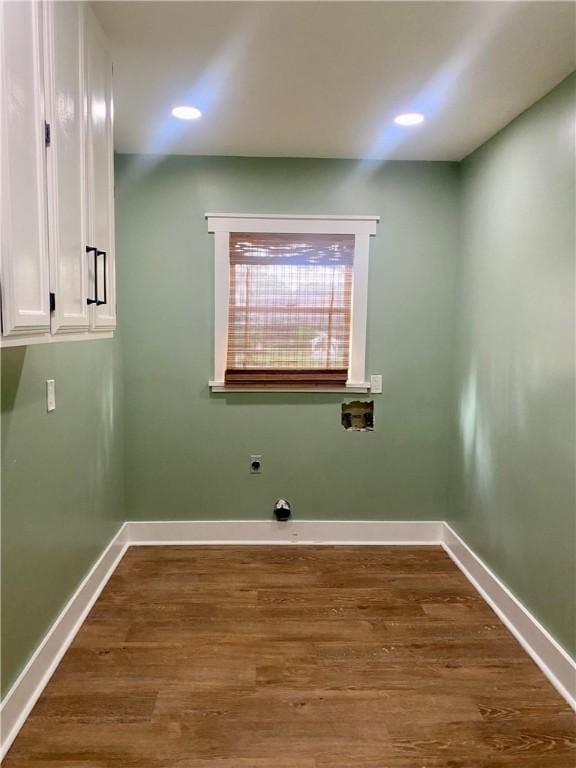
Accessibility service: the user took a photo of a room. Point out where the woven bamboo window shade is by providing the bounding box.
[225,232,355,387]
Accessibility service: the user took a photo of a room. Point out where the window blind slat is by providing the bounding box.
[225,232,355,387]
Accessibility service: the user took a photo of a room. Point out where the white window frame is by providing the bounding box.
[206,213,379,393]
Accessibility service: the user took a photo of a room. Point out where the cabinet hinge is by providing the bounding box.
[44,121,51,147]
[49,292,56,312]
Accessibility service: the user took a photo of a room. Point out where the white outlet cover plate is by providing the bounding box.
[46,379,56,412]
[370,374,382,394]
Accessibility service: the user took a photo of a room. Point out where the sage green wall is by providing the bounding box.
[1,340,124,695]
[451,73,576,655]
[115,156,460,522]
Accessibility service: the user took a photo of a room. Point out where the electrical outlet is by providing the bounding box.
[370,374,383,394]
[46,379,56,412]
[250,454,262,474]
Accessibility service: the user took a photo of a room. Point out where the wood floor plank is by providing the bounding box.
[4,545,574,767]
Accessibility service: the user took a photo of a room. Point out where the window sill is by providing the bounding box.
[209,381,372,393]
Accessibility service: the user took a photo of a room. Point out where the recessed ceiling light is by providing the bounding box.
[394,112,425,126]
[171,106,202,120]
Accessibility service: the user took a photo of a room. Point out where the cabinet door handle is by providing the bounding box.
[96,250,107,306]
[86,246,98,305]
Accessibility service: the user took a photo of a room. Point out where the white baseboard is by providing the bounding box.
[442,522,576,711]
[124,519,444,545]
[2,518,574,761]
[0,523,129,761]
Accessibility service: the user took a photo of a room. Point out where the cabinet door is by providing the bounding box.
[85,10,115,331]
[0,1,50,337]
[44,2,90,333]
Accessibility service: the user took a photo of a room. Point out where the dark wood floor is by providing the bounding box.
[4,545,575,767]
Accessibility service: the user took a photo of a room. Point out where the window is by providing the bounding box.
[207,215,379,391]
[227,232,353,386]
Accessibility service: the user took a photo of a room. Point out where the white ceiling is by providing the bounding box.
[93,1,576,161]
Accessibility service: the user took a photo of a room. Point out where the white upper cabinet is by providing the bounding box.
[0,1,51,337]
[86,9,116,331]
[44,1,89,333]
[0,1,116,347]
